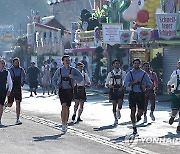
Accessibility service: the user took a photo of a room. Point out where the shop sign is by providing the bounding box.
[102,24,123,45]
[156,13,178,40]
[136,28,151,42]
[0,33,16,43]
[119,30,132,44]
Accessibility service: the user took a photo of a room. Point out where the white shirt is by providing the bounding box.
[75,72,91,86]
[0,68,13,92]
[105,69,126,88]
[167,75,180,92]
[171,69,180,78]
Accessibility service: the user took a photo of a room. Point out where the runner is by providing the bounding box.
[7,57,26,125]
[167,62,180,133]
[105,59,126,125]
[53,55,83,134]
[26,62,40,97]
[50,61,58,95]
[124,59,152,134]
[42,64,51,95]
[0,59,12,126]
[72,62,91,122]
[142,62,158,123]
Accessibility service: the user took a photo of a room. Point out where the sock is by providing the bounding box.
[113,112,117,119]
[132,123,136,127]
[77,108,83,119]
[73,106,78,115]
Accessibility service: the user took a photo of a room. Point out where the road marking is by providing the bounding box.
[7,111,157,154]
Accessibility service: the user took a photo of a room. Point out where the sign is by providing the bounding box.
[0,33,16,44]
[119,30,132,44]
[156,13,178,40]
[102,24,123,45]
[136,28,151,42]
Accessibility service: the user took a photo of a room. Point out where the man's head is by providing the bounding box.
[76,62,84,72]
[132,58,141,69]
[143,62,150,72]
[13,57,20,68]
[0,59,6,69]
[62,55,71,66]
[53,61,57,67]
[177,60,180,69]
[31,62,35,67]
[112,59,121,69]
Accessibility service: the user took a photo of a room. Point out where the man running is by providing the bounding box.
[124,59,152,134]
[105,59,126,125]
[143,62,158,123]
[0,59,12,126]
[53,55,83,133]
[27,62,40,97]
[72,62,91,122]
[7,57,26,125]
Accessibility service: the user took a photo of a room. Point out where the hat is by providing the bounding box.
[31,62,35,64]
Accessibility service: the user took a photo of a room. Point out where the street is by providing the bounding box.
[1,86,180,154]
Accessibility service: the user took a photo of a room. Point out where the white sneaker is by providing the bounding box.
[150,112,155,121]
[114,118,118,125]
[144,115,147,123]
[16,119,22,125]
[116,110,121,119]
[61,125,67,134]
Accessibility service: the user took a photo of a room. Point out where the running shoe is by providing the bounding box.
[72,114,76,121]
[176,126,180,133]
[150,112,155,121]
[16,119,22,125]
[61,125,67,134]
[169,116,175,125]
[77,117,83,122]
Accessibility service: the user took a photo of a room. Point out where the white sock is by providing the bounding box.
[78,108,83,118]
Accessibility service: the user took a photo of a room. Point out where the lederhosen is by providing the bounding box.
[109,71,124,101]
[58,67,73,107]
[145,72,156,101]
[170,73,180,110]
[8,68,22,103]
[0,69,8,105]
[74,73,87,101]
[128,71,146,110]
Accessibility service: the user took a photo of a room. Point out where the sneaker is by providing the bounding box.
[61,125,67,134]
[150,112,155,121]
[176,126,180,133]
[169,116,175,125]
[72,114,76,121]
[116,110,121,119]
[77,117,83,122]
[33,90,37,95]
[144,115,147,123]
[16,119,22,125]
[133,127,137,134]
[30,94,33,97]
[114,118,118,125]
[136,114,141,122]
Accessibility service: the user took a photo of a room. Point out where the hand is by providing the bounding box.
[142,85,146,90]
[6,91,11,96]
[69,74,73,79]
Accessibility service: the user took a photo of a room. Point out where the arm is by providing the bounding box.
[167,76,176,94]
[72,68,83,83]
[85,73,91,86]
[105,72,111,88]
[144,73,153,89]
[153,72,158,89]
[7,71,13,94]
[124,72,132,87]
[52,69,59,87]
[21,68,26,86]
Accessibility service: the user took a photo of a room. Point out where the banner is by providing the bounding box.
[156,13,178,40]
[119,30,132,44]
[102,24,123,45]
[136,28,151,42]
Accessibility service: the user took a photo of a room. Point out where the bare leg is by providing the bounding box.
[0,105,3,123]
[16,100,21,120]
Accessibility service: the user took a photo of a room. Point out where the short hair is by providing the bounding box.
[0,59,6,64]
[62,55,70,61]
[112,59,120,65]
[142,62,149,66]
[77,62,84,67]
[132,58,141,64]
[13,57,20,63]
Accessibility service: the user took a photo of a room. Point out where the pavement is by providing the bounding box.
[1,85,179,154]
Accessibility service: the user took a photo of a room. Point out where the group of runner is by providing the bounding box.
[0,56,180,135]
